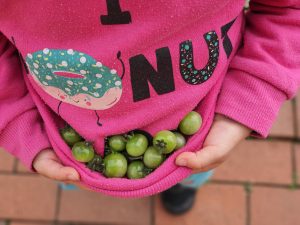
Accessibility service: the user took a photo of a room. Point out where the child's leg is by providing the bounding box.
[58,182,79,190]
[57,170,213,191]
[180,170,214,189]
[160,170,214,215]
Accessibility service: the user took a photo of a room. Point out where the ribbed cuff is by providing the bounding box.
[215,69,287,138]
[0,109,52,172]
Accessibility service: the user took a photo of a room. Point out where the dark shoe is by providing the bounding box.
[160,184,197,215]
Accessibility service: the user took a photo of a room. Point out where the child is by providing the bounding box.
[0,0,299,215]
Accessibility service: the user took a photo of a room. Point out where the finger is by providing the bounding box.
[34,151,80,182]
[36,159,80,181]
[191,161,221,174]
[176,145,226,170]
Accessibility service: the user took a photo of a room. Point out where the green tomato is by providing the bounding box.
[143,146,165,169]
[108,135,126,152]
[174,132,186,150]
[127,161,146,179]
[72,141,95,163]
[104,153,128,178]
[126,133,148,157]
[179,111,202,135]
[60,125,83,146]
[153,130,177,154]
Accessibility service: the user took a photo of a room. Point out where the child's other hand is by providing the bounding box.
[33,148,80,182]
[176,113,252,173]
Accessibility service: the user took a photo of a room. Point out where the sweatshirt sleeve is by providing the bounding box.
[0,33,52,172]
[215,0,300,138]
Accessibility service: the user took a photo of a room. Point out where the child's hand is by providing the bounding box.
[33,148,80,182]
[176,113,252,173]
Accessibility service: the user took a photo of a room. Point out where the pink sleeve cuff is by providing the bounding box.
[215,69,288,139]
[0,109,52,172]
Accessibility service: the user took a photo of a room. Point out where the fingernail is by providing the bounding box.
[177,159,187,166]
[67,174,79,181]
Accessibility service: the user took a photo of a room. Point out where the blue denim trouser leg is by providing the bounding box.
[58,182,79,190]
[179,170,214,189]
[59,170,214,191]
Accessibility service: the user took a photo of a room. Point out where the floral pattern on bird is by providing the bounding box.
[25,49,123,110]
[179,31,219,85]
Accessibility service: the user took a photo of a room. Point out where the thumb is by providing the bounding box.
[33,148,80,182]
[176,145,223,171]
[176,114,251,172]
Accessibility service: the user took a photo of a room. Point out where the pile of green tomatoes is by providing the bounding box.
[60,111,202,179]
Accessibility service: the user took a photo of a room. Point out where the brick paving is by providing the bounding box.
[251,187,300,225]
[213,140,293,184]
[1,98,299,224]
[269,101,295,138]
[0,175,57,220]
[16,161,32,174]
[58,189,151,224]
[155,184,246,225]
[0,150,15,172]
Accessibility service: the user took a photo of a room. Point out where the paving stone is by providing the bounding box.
[295,93,300,138]
[213,140,292,184]
[155,184,246,225]
[0,174,57,220]
[294,145,300,185]
[0,148,15,172]
[269,100,294,137]
[252,187,300,225]
[16,161,32,173]
[58,188,151,225]
[10,222,54,225]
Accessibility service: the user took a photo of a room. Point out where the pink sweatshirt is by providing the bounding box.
[0,0,300,197]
